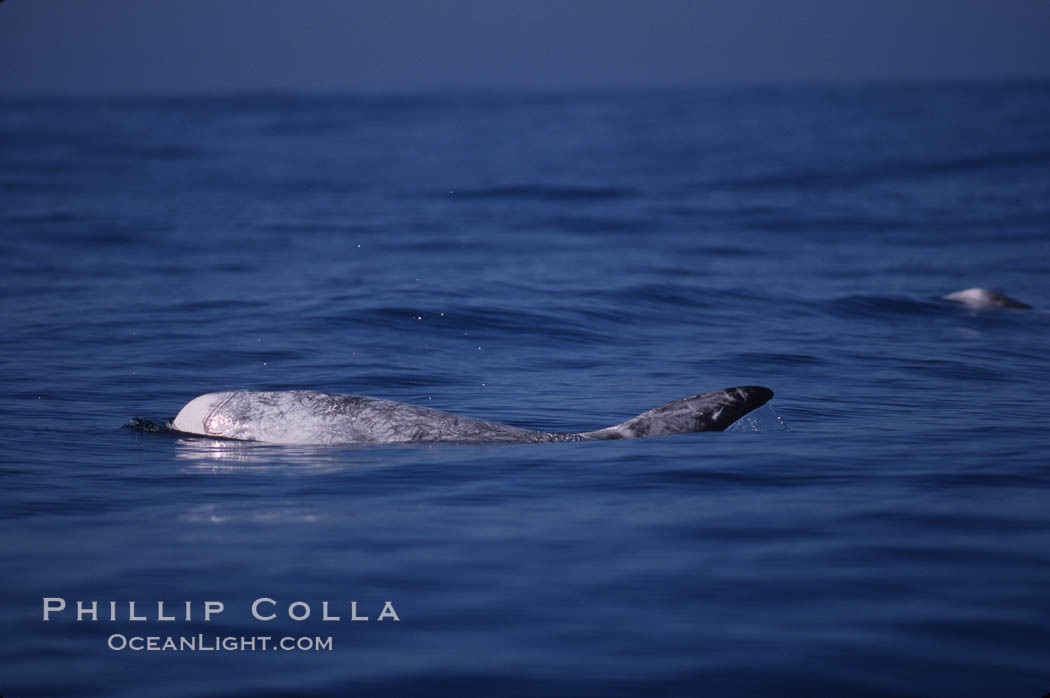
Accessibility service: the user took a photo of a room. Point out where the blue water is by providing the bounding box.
[2,84,1050,697]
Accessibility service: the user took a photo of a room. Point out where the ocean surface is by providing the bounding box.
[2,84,1049,697]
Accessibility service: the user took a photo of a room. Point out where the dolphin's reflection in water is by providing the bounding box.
[172,439,353,527]
[172,436,391,475]
[177,501,323,526]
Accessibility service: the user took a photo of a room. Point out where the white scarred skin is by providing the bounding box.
[172,392,231,435]
[168,387,774,445]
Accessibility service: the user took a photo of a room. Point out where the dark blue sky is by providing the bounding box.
[2,0,1048,94]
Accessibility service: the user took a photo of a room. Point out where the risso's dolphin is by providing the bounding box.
[942,288,1030,310]
[170,387,774,445]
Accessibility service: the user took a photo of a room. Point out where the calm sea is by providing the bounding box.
[2,84,1049,697]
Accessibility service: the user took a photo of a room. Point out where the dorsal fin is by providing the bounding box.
[581,386,773,440]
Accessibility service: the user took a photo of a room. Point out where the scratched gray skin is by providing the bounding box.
[171,387,774,445]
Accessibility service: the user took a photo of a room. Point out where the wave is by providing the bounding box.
[444,184,636,201]
[723,149,1050,192]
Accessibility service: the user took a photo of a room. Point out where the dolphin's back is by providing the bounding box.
[581,386,774,439]
[173,390,561,445]
[172,387,773,445]
[942,288,1030,309]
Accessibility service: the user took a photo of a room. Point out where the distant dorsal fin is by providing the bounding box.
[942,288,1030,309]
